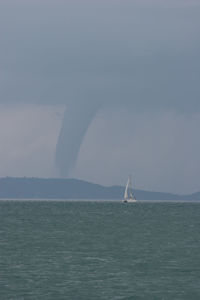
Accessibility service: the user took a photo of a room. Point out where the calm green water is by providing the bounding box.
[0,200,200,300]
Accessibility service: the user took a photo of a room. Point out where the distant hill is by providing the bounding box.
[0,177,199,201]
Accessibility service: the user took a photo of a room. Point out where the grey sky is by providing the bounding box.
[0,0,200,193]
[0,0,199,107]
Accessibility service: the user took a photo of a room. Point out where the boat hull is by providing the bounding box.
[122,198,137,203]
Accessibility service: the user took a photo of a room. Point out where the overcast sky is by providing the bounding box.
[0,0,200,194]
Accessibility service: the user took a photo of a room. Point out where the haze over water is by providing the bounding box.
[0,200,200,299]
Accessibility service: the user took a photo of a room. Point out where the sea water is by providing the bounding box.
[0,200,200,300]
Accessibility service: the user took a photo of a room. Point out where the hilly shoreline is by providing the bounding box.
[0,177,199,201]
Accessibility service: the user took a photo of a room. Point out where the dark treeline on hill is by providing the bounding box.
[0,177,199,201]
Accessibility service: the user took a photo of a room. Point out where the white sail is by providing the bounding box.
[123,176,137,203]
[124,178,129,199]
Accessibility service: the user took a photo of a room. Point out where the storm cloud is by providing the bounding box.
[0,0,200,185]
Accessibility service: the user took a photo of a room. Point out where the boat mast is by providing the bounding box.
[129,175,134,199]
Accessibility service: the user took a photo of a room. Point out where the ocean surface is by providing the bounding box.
[0,200,200,300]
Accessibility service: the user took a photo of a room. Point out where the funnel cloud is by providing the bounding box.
[56,101,100,177]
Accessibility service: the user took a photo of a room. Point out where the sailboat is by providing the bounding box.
[122,176,137,203]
